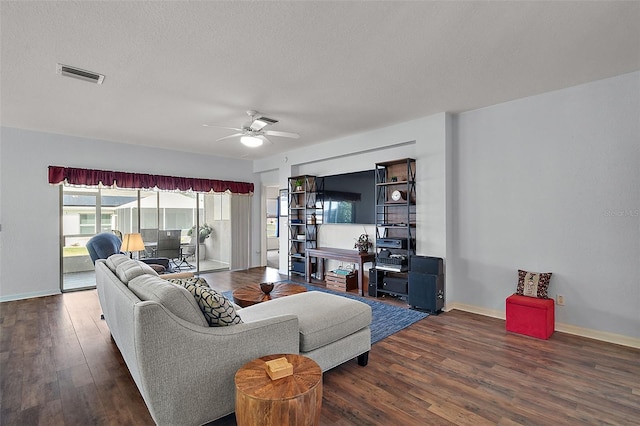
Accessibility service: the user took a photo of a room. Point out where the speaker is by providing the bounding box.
[408,271,444,314]
[410,255,444,274]
[291,260,305,274]
[368,268,383,297]
[382,276,408,294]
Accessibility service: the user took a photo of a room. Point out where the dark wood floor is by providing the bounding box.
[1,267,639,425]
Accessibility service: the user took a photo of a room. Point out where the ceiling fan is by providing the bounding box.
[203,110,300,147]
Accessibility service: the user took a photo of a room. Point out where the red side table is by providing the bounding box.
[506,294,555,339]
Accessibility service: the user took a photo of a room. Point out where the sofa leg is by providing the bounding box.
[357,351,369,366]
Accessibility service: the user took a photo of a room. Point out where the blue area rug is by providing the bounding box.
[223,282,429,344]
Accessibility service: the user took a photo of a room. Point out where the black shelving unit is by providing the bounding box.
[370,158,416,299]
[287,175,323,278]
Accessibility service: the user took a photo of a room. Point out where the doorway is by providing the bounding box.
[265,186,280,269]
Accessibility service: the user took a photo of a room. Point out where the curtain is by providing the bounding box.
[230,194,252,270]
[48,165,253,195]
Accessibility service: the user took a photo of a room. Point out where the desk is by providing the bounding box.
[142,242,194,270]
[143,241,190,252]
[306,247,376,296]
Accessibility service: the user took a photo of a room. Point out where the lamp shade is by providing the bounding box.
[121,233,145,252]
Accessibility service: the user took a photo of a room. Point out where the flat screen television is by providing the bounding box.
[321,170,375,224]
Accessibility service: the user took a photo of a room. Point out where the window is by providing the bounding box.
[79,213,96,234]
[100,214,112,233]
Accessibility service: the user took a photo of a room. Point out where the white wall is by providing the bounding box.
[451,72,640,341]
[0,127,260,301]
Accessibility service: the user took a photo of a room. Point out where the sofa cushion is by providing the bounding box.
[128,275,208,327]
[177,281,243,327]
[238,292,372,352]
[116,259,158,284]
[106,253,130,272]
[516,269,552,299]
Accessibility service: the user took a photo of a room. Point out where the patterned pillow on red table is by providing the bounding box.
[516,269,552,299]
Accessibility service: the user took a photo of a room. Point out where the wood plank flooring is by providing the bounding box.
[1,267,639,425]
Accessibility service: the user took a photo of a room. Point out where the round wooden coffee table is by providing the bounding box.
[232,283,307,308]
[235,354,322,426]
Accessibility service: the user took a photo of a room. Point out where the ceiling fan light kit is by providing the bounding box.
[241,135,263,147]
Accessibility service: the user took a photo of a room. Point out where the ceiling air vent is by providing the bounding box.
[56,64,105,84]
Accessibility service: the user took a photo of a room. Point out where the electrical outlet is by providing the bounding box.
[557,294,565,306]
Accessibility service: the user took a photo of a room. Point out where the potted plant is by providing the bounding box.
[354,233,373,253]
[188,224,213,243]
[294,178,304,192]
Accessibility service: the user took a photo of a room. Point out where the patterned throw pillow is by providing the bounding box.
[516,269,552,299]
[166,276,210,288]
[175,280,243,327]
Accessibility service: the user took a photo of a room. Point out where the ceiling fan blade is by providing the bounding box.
[215,133,243,142]
[260,135,273,145]
[263,130,300,139]
[203,124,244,132]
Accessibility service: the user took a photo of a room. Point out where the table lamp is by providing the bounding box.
[121,233,145,258]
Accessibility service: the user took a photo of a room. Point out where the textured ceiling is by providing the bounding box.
[1,1,639,160]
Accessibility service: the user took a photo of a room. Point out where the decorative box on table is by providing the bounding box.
[326,269,357,292]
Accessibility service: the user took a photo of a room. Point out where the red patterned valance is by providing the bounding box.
[48,166,254,195]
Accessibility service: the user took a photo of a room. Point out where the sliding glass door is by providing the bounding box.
[61,187,231,291]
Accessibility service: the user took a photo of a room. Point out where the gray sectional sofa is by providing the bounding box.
[95,255,371,425]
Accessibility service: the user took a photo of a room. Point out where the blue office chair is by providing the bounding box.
[86,232,122,264]
[86,232,175,273]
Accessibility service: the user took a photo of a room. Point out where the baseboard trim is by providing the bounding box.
[445,302,640,349]
[444,302,504,319]
[552,323,640,349]
[0,289,62,303]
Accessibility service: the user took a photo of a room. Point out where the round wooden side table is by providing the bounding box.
[234,354,322,426]
[232,283,307,308]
